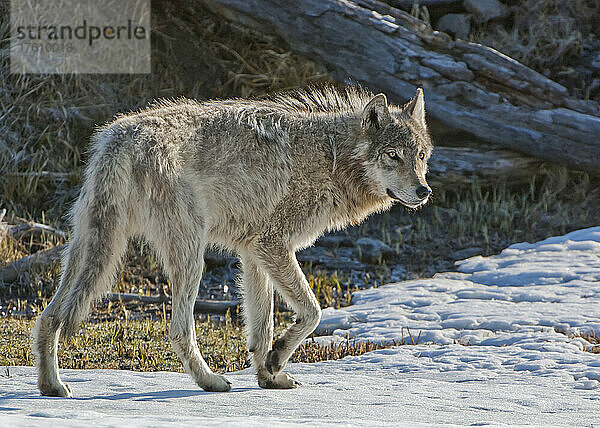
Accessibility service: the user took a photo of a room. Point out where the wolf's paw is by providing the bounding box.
[201,374,232,392]
[258,372,300,389]
[39,380,72,398]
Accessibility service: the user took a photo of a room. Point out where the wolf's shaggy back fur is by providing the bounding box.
[266,86,379,114]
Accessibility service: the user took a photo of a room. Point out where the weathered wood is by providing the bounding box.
[430,146,540,186]
[391,0,461,7]
[5,171,75,180]
[0,244,65,283]
[200,0,600,174]
[8,222,67,240]
[108,293,240,314]
[108,293,291,314]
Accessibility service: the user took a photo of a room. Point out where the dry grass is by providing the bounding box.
[291,338,401,364]
[0,316,245,373]
[0,316,401,373]
[306,271,352,309]
[417,166,597,248]
[471,0,600,99]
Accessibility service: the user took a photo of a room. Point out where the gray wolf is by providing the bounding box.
[32,86,433,396]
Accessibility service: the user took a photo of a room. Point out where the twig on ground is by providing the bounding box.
[0,209,7,241]
[8,222,67,240]
[5,171,76,180]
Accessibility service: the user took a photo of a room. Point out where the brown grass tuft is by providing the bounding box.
[291,338,401,364]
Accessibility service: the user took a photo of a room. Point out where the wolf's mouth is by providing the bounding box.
[386,188,421,209]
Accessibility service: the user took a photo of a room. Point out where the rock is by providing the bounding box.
[316,235,354,248]
[589,78,600,98]
[390,265,407,282]
[335,247,359,259]
[297,246,366,270]
[355,237,394,263]
[452,247,483,260]
[463,0,509,23]
[437,13,471,40]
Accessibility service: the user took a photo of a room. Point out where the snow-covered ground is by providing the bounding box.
[2,227,600,426]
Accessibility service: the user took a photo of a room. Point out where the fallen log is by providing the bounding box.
[108,293,291,314]
[108,292,241,314]
[0,244,65,283]
[429,146,540,186]
[200,0,600,174]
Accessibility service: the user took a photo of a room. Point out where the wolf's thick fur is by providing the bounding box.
[33,86,433,396]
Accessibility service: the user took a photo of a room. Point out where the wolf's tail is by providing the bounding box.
[45,128,133,337]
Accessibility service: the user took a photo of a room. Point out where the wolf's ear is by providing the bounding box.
[403,88,426,127]
[361,94,391,131]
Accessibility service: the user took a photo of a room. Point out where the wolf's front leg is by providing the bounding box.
[253,243,321,387]
[240,255,294,388]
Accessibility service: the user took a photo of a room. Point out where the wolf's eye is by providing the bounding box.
[418,151,425,160]
[386,150,399,160]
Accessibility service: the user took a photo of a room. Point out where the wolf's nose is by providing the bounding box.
[416,185,431,200]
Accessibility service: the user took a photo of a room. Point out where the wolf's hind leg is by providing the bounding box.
[34,220,128,396]
[239,255,281,388]
[254,244,321,387]
[33,179,131,397]
[33,189,93,397]
[33,309,71,397]
[147,200,231,392]
[33,232,87,397]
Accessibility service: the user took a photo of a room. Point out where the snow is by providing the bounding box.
[2,227,600,426]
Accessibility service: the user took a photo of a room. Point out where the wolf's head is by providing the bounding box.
[359,88,433,209]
